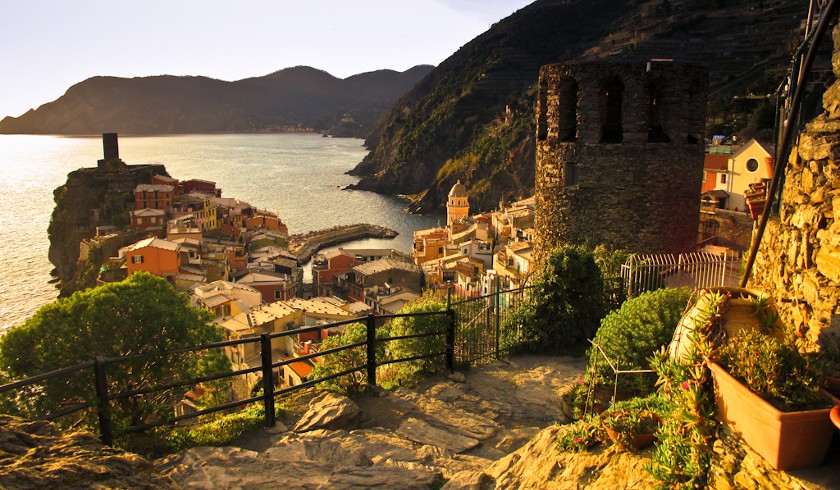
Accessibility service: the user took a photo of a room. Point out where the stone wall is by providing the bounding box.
[534,62,708,263]
[749,24,840,348]
[699,206,755,251]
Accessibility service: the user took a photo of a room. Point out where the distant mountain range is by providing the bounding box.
[0,65,434,136]
[348,0,824,213]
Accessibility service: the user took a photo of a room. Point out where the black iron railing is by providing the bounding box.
[0,284,536,445]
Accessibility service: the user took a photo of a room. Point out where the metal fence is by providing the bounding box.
[449,285,532,367]
[0,311,454,446]
[621,251,742,298]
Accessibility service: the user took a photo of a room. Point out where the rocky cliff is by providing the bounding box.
[349,0,817,214]
[48,162,166,296]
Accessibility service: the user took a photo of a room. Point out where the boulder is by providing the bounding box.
[0,415,178,490]
[293,392,360,433]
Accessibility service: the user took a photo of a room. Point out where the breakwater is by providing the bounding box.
[290,224,398,262]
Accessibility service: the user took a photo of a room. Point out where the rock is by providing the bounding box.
[293,392,360,433]
[448,371,466,383]
[393,389,501,440]
[396,417,480,453]
[442,470,496,489]
[484,426,656,489]
[0,415,178,490]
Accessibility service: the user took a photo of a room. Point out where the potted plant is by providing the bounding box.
[744,182,767,219]
[599,408,662,450]
[709,330,838,470]
[820,342,840,394]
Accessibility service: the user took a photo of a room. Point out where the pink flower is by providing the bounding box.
[573,437,582,444]
[681,381,690,389]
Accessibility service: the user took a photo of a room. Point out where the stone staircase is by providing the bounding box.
[155,355,587,489]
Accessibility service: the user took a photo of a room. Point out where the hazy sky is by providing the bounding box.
[0,0,533,119]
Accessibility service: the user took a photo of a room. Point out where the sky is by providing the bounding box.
[0,0,534,119]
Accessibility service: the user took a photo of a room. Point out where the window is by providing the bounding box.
[746,158,759,172]
[564,162,580,188]
[274,290,282,300]
[558,77,578,142]
[720,174,727,184]
[131,255,144,264]
[600,77,624,143]
[438,247,443,254]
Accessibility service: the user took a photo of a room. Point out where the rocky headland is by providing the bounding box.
[48,162,168,296]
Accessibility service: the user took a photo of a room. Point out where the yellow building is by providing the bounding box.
[446,180,470,230]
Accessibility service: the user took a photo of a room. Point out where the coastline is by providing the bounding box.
[289,224,399,263]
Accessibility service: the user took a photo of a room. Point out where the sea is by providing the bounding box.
[0,133,439,331]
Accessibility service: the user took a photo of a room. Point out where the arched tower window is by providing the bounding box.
[558,77,578,142]
[647,80,670,143]
[687,77,704,144]
[537,78,548,141]
[600,77,624,143]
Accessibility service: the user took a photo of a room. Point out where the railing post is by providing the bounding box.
[366,313,377,386]
[260,333,275,427]
[494,276,501,359]
[93,356,113,446]
[446,308,456,372]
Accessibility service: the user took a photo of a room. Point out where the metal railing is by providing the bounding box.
[0,311,455,446]
[621,251,742,298]
[449,283,532,367]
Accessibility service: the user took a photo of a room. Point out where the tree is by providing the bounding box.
[309,322,373,395]
[0,272,227,434]
[519,246,606,350]
[386,292,448,384]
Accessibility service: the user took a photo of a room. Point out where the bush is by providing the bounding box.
[519,246,605,351]
[164,404,266,452]
[385,292,448,386]
[309,322,386,396]
[586,288,691,396]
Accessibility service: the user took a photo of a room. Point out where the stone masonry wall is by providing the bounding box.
[749,24,840,348]
[534,62,708,263]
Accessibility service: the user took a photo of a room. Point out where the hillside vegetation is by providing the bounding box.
[348,0,818,213]
[0,66,433,137]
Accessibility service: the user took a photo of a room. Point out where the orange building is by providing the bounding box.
[121,237,183,281]
[134,184,175,211]
[243,214,289,235]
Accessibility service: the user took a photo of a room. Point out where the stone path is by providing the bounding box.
[155,354,587,489]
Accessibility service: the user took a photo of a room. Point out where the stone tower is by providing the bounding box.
[447,180,470,229]
[534,61,708,263]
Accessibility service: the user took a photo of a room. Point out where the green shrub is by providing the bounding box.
[163,404,267,452]
[587,288,691,396]
[519,246,606,351]
[309,322,386,396]
[385,292,448,386]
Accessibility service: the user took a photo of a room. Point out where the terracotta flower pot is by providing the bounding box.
[709,362,839,470]
[602,411,662,450]
[831,405,840,431]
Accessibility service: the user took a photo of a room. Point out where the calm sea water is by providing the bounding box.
[0,133,438,330]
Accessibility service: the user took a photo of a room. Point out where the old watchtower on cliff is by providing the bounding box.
[534,61,708,263]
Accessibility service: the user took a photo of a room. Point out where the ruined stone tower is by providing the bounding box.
[534,61,708,263]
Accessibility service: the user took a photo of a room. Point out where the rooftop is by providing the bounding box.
[354,258,420,276]
[135,184,175,193]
